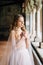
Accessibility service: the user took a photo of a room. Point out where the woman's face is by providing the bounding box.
[17,17,24,28]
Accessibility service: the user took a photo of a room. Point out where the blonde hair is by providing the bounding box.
[12,14,26,32]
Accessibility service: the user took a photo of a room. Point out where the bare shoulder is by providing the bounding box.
[10,30,15,37]
[11,30,15,34]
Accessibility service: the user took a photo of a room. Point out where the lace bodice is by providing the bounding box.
[11,30,26,50]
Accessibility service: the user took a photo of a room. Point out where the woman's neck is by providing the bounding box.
[16,26,21,29]
[14,26,21,31]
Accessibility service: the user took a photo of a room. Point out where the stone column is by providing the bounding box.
[35,8,41,42]
[29,12,33,35]
[42,1,43,42]
[26,14,29,32]
[32,8,36,37]
[37,8,41,39]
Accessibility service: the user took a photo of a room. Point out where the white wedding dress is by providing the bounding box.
[0,30,34,65]
[8,30,34,65]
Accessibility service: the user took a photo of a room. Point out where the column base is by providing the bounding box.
[35,37,42,42]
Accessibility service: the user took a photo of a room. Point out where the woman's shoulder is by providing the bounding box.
[10,30,15,35]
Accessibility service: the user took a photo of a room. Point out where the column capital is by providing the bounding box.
[33,8,36,13]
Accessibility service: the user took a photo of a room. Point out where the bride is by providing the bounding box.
[3,14,34,65]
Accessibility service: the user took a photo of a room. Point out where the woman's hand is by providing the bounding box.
[23,31,28,39]
[20,32,24,38]
[20,30,28,40]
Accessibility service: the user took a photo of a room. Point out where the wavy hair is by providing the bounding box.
[12,14,26,31]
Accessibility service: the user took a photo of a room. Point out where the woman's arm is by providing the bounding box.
[25,37,30,48]
[24,31,30,49]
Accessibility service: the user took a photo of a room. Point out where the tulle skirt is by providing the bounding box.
[9,47,32,65]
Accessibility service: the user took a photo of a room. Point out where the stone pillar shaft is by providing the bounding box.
[32,9,36,37]
[37,9,41,38]
[42,1,43,41]
[30,12,33,35]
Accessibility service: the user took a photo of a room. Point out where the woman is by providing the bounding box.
[8,14,34,65]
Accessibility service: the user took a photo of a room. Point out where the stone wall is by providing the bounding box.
[0,4,21,25]
[0,4,21,40]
